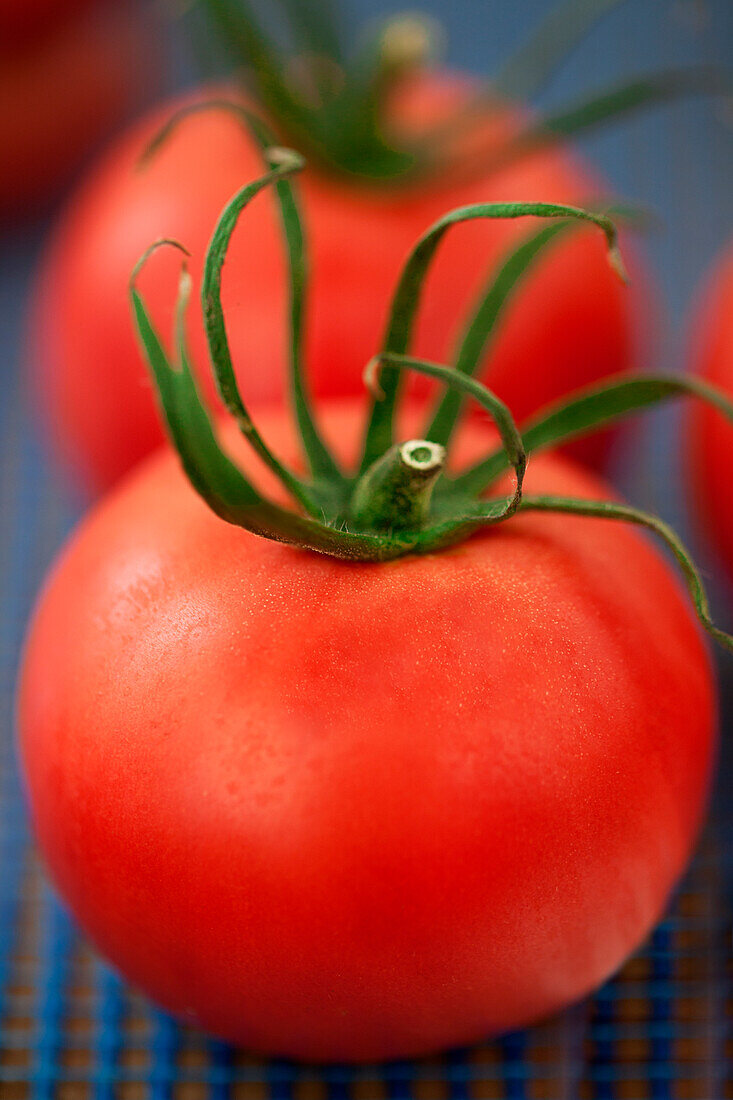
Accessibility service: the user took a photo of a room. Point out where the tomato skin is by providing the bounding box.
[0,5,146,218]
[19,400,713,1061]
[689,244,733,575]
[30,75,646,492]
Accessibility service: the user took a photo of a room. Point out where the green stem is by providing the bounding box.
[368,352,525,519]
[351,439,445,531]
[359,201,625,475]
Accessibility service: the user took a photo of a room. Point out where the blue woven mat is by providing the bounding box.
[1,363,731,1099]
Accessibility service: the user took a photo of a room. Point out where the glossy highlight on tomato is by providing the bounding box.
[18,400,714,1062]
[30,75,644,491]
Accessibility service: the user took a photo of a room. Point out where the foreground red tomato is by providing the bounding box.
[690,244,733,575]
[19,399,713,1061]
[0,4,148,218]
[30,75,643,491]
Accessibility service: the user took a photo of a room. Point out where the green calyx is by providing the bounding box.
[185,0,727,185]
[131,124,733,653]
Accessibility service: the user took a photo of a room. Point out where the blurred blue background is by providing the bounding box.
[0,1,732,1095]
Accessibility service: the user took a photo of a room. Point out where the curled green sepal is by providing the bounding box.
[197,0,315,141]
[130,244,441,561]
[366,352,526,519]
[483,66,729,177]
[255,152,347,492]
[241,115,346,492]
[452,372,733,499]
[518,495,733,653]
[131,242,290,529]
[423,492,733,652]
[139,99,345,497]
[131,247,733,651]
[424,219,577,450]
[130,240,506,562]
[198,0,417,181]
[273,0,343,63]
[129,239,526,561]
[495,0,628,102]
[359,200,627,474]
[201,146,329,517]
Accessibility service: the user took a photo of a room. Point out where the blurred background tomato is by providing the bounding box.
[1,0,157,220]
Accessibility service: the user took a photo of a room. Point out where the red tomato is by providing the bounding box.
[0,5,146,218]
[30,76,646,492]
[0,0,93,49]
[19,399,713,1061]
[689,243,733,573]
